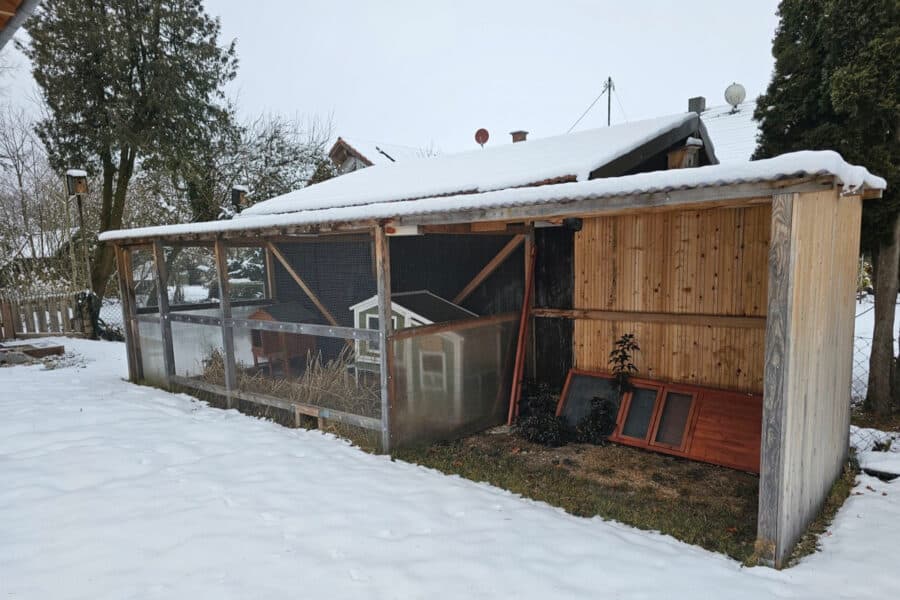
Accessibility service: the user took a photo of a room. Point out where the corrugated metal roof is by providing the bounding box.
[99,150,886,243]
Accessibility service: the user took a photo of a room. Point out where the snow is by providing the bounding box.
[244,113,696,216]
[65,168,88,177]
[701,101,761,163]
[100,150,887,242]
[1,338,899,599]
[338,138,428,165]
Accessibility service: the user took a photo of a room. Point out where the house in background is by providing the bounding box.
[0,0,39,50]
[328,137,428,175]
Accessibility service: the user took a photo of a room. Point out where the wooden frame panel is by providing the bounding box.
[556,369,761,472]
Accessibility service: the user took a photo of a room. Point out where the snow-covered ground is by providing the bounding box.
[0,338,897,599]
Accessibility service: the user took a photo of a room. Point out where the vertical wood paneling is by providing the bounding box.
[574,204,770,393]
[758,190,862,568]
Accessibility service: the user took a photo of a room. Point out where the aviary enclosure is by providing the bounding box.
[119,228,524,451]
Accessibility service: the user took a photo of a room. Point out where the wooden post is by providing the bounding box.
[507,241,536,425]
[264,246,278,300]
[115,244,143,381]
[214,238,237,407]
[152,241,176,383]
[374,225,393,453]
[756,192,793,567]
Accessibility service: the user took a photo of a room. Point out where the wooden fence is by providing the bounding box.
[0,292,87,340]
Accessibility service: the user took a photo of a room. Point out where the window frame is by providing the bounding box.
[418,349,447,392]
[610,378,700,456]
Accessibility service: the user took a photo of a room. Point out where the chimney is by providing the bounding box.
[510,130,528,143]
[688,96,706,114]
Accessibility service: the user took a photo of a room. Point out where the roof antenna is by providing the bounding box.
[567,76,614,133]
[374,146,396,162]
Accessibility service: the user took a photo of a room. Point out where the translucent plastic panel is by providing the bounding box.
[226,246,267,302]
[621,387,659,440]
[655,392,693,447]
[136,318,165,384]
[171,320,226,382]
[390,317,518,446]
[164,246,217,306]
[229,324,381,418]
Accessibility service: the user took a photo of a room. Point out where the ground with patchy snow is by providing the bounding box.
[0,339,897,599]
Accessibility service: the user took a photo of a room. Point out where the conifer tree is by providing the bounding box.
[754,0,900,415]
[24,0,237,296]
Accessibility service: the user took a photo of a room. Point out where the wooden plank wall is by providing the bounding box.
[761,190,861,567]
[573,204,770,393]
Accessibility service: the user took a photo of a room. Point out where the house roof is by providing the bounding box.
[700,101,760,164]
[243,112,702,217]
[100,150,886,243]
[350,291,476,324]
[0,0,39,50]
[390,291,477,323]
[330,138,426,167]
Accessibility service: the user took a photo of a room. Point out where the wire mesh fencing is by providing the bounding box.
[851,336,872,407]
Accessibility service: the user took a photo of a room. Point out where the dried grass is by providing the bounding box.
[201,346,381,418]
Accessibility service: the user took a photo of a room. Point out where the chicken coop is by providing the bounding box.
[102,116,884,569]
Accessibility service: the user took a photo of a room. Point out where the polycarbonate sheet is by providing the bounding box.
[230,324,382,418]
[390,318,518,446]
[136,318,165,384]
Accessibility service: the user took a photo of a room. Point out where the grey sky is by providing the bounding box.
[3,0,780,153]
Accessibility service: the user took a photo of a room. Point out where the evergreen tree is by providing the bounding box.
[23,0,237,296]
[754,0,900,415]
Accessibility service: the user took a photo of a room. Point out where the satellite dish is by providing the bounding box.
[475,128,489,147]
[724,82,746,111]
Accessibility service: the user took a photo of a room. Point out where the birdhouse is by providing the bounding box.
[65,169,89,196]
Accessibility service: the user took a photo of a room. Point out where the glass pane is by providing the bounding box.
[391,317,519,446]
[655,392,693,447]
[621,387,658,440]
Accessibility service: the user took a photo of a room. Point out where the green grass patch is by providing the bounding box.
[393,433,760,562]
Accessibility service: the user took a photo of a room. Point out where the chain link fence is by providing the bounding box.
[852,336,871,407]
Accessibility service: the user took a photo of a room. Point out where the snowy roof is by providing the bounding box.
[65,168,88,178]
[333,138,427,166]
[100,151,886,242]
[700,101,760,164]
[246,112,699,217]
[350,291,476,324]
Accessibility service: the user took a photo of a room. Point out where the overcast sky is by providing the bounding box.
[3,0,780,153]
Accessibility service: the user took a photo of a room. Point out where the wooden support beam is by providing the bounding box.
[373,225,393,453]
[757,192,793,568]
[151,241,176,381]
[507,240,536,425]
[114,244,142,381]
[214,238,237,407]
[452,234,525,304]
[264,246,277,300]
[532,308,767,329]
[266,242,338,326]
